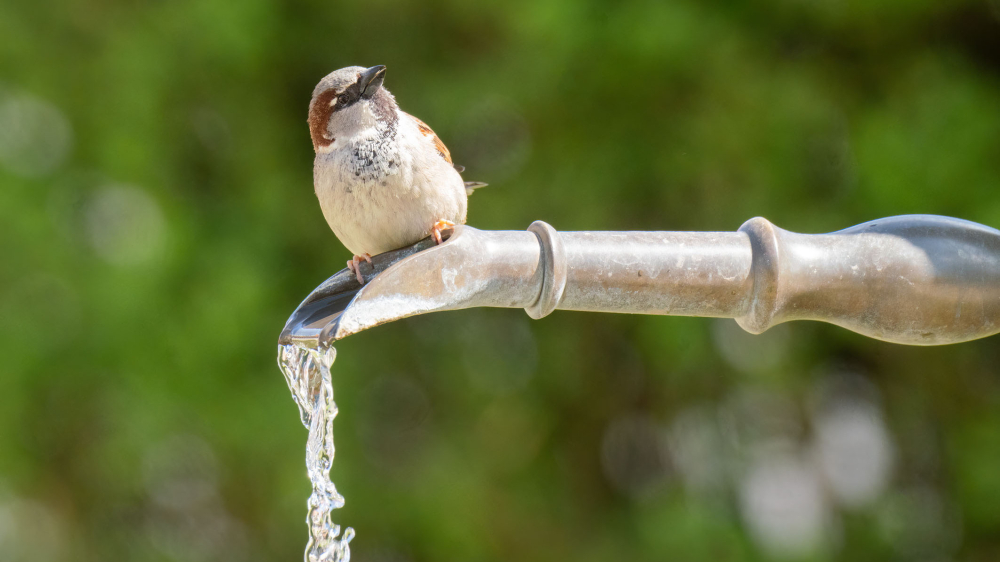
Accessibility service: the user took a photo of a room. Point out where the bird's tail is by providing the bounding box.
[465,181,488,196]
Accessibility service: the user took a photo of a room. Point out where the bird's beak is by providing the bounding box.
[359,65,386,99]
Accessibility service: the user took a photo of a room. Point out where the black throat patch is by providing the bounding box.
[347,88,401,183]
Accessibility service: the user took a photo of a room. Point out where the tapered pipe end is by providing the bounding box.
[277,236,439,348]
[279,225,545,347]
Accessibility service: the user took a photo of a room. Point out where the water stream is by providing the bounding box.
[278,343,355,562]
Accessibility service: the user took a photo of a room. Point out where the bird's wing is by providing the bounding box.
[404,112,452,164]
[404,112,487,195]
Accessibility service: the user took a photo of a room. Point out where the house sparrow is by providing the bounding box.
[308,65,486,284]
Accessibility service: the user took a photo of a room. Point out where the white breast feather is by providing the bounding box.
[314,109,467,256]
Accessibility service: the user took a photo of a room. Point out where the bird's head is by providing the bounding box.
[308,65,397,152]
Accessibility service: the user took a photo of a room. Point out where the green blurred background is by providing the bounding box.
[3,0,1000,560]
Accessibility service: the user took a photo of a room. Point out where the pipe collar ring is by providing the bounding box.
[526,221,566,319]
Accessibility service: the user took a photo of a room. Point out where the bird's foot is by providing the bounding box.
[431,219,456,245]
[346,253,373,285]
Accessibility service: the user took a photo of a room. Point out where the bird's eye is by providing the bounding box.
[338,94,351,105]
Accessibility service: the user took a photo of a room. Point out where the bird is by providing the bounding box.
[308,65,486,284]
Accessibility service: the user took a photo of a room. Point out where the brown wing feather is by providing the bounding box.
[405,112,453,164]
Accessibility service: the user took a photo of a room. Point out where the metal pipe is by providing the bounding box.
[557,230,751,317]
[278,215,1000,348]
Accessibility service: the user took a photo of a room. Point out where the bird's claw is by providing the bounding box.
[346,253,373,285]
[431,219,456,245]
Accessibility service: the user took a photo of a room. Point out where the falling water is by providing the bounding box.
[278,343,355,562]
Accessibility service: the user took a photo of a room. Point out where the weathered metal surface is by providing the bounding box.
[279,215,1000,348]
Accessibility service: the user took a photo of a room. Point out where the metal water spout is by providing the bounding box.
[279,215,1000,349]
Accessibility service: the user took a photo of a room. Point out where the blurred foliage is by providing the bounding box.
[2,0,1000,561]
